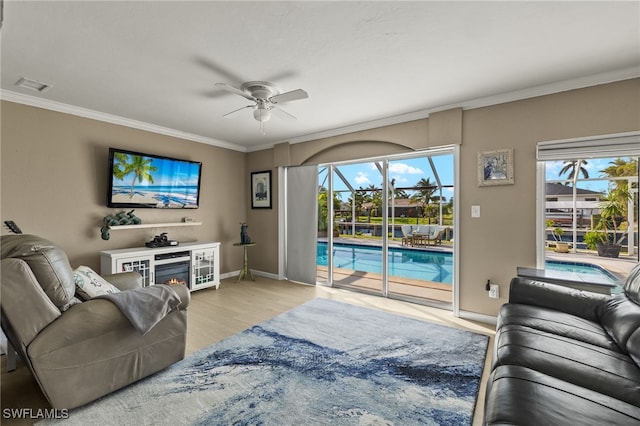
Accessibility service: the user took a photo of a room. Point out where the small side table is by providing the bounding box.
[233,242,256,282]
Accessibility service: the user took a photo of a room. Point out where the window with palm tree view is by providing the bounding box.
[544,156,639,293]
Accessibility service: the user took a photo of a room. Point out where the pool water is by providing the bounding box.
[317,242,453,284]
[545,260,619,283]
[317,242,620,286]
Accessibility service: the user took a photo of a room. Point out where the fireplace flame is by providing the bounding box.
[166,278,187,286]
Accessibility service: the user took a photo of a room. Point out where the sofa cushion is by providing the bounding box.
[485,365,640,426]
[497,303,618,351]
[0,234,75,310]
[600,294,640,354]
[73,266,120,301]
[629,328,640,367]
[494,324,640,406]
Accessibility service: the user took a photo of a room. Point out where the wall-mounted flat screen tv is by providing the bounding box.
[107,148,202,209]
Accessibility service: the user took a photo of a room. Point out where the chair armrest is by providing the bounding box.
[1,259,61,348]
[30,287,188,356]
[509,277,609,322]
[102,272,143,291]
[169,284,191,310]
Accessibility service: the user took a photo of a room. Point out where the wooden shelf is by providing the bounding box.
[109,222,202,230]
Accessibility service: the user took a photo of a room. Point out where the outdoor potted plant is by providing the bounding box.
[592,186,630,258]
[552,227,569,253]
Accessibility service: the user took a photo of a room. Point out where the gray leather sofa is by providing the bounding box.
[1,234,190,409]
[484,262,640,425]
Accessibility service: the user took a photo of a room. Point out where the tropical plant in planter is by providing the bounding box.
[593,186,631,258]
[552,227,569,253]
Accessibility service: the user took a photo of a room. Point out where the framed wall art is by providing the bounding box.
[477,148,514,186]
[251,170,272,209]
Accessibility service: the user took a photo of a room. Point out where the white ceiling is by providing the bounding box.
[2,1,639,152]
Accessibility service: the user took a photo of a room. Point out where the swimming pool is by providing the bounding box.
[545,259,619,283]
[317,242,453,284]
[317,242,620,286]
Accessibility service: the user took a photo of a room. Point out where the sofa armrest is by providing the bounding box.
[169,284,191,310]
[509,277,609,322]
[102,271,143,291]
[30,287,189,356]
[1,258,61,348]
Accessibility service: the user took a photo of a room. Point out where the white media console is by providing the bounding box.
[100,242,221,291]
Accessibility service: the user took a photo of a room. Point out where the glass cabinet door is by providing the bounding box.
[192,248,218,290]
[115,257,152,286]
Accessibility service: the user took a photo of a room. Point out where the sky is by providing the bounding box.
[320,154,455,201]
[545,157,627,193]
[320,156,633,199]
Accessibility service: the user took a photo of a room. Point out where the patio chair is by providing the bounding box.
[401,225,413,246]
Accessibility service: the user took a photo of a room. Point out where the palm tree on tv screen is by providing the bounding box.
[114,154,158,198]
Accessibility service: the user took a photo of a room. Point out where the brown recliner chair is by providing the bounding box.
[1,234,190,409]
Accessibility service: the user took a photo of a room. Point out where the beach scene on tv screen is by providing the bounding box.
[111,152,200,208]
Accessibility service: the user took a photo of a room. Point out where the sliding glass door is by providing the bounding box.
[317,148,457,308]
[386,154,454,306]
[317,162,384,295]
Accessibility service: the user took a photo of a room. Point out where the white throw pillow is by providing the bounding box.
[74,265,120,300]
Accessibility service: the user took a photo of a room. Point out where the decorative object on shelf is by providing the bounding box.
[477,148,514,186]
[240,223,251,244]
[101,215,118,240]
[101,210,143,240]
[127,209,142,224]
[145,233,179,248]
[251,170,272,209]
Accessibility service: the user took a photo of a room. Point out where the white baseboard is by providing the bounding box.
[219,270,281,281]
[252,270,280,280]
[220,270,240,280]
[458,310,498,325]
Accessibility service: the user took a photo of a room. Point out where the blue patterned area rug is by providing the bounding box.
[43,298,488,425]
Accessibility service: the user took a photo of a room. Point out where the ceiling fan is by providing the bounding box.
[215,81,309,124]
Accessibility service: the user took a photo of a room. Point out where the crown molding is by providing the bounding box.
[265,66,640,148]
[3,65,639,154]
[0,90,247,152]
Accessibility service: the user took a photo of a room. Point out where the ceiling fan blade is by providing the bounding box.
[271,89,308,104]
[215,83,255,101]
[271,105,297,121]
[223,105,254,118]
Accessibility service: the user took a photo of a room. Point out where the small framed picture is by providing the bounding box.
[251,170,272,209]
[478,148,514,186]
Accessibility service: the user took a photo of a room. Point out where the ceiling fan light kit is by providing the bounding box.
[215,80,308,129]
[253,106,271,123]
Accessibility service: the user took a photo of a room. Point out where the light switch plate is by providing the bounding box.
[471,205,481,218]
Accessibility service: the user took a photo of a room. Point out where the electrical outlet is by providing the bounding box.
[489,284,499,298]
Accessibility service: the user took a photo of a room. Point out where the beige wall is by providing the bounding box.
[247,78,640,316]
[0,101,246,274]
[3,79,638,317]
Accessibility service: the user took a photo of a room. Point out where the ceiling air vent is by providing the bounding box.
[15,77,51,92]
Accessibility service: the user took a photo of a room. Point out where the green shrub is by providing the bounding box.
[583,231,606,250]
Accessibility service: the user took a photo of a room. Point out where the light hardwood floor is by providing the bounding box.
[1,276,495,425]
